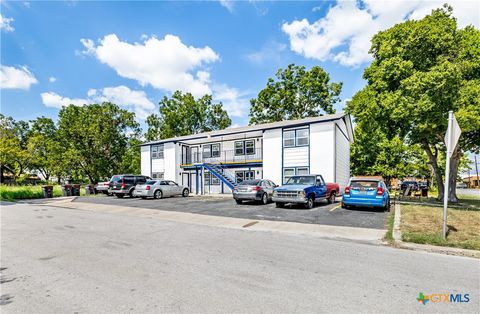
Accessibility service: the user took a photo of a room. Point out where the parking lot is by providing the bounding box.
[75,195,388,230]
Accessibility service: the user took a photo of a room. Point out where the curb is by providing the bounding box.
[392,203,479,259]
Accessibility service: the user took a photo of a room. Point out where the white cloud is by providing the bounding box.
[212,84,251,118]
[81,34,219,97]
[48,76,57,83]
[219,0,235,12]
[41,86,155,119]
[0,65,38,90]
[0,14,14,32]
[245,41,287,65]
[282,0,480,67]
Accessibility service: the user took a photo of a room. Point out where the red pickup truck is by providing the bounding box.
[272,174,340,209]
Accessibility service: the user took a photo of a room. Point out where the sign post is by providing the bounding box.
[442,111,461,239]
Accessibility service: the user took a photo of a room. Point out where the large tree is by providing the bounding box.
[57,102,140,184]
[145,91,231,141]
[347,6,480,202]
[0,114,31,182]
[249,64,342,124]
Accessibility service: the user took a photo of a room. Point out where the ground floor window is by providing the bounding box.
[204,171,220,185]
[235,170,255,183]
[283,167,309,184]
[152,172,164,179]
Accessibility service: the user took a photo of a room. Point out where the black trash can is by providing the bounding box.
[72,184,81,196]
[85,185,95,195]
[62,184,72,196]
[42,185,53,198]
[421,188,428,197]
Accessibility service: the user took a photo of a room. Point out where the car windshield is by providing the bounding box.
[351,180,378,189]
[111,175,122,183]
[285,176,315,185]
[239,180,260,186]
[146,180,157,185]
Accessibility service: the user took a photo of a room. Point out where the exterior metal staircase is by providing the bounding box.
[203,163,237,190]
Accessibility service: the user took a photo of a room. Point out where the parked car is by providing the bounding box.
[457,182,467,189]
[400,181,419,191]
[272,175,340,209]
[134,180,189,199]
[95,180,112,195]
[232,179,277,205]
[342,178,390,211]
[109,174,151,198]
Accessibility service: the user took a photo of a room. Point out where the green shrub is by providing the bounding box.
[0,185,64,201]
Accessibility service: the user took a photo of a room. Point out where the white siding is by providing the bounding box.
[163,142,177,181]
[151,158,165,173]
[140,146,151,176]
[263,129,282,185]
[309,122,335,183]
[283,146,309,167]
[335,123,351,194]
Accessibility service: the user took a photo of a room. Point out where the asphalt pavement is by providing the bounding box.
[74,195,388,229]
[1,202,478,313]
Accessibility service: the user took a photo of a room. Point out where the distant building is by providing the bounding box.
[462,176,480,188]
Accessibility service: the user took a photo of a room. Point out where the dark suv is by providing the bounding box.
[109,174,151,198]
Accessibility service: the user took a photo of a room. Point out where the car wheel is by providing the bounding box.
[116,194,124,198]
[128,189,134,198]
[182,189,189,197]
[304,196,314,209]
[235,199,243,205]
[327,192,336,204]
[107,192,113,196]
[384,198,391,211]
[261,193,268,205]
[154,190,163,199]
[341,202,347,209]
[275,202,284,208]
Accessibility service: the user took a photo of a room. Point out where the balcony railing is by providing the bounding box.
[181,148,262,165]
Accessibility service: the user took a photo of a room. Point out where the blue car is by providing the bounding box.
[341,178,390,210]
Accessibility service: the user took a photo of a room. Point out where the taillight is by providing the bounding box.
[345,186,350,195]
[253,186,261,191]
[121,183,126,189]
[146,186,150,190]
[377,187,384,195]
[104,182,109,186]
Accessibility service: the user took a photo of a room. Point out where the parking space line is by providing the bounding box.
[329,204,341,212]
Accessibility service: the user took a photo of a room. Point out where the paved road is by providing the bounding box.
[75,195,388,229]
[1,202,478,313]
[457,188,480,198]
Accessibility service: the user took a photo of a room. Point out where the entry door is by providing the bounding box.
[182,173,190,189]
[191,147,199,163]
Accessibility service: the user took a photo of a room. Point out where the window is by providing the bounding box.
[234,140,256,156]
[123,176,134,184]
[136,176,147,184]
[235,141,244,155]
[235,170,254,183]
[167,181,178,186]
[296,129,309,146]
[151,145,164,159]
[283,128,309,147]
[203,143,220,158]
[204,171,220,185]
[152,172,164,179]
[283,130,295,147]
[283,167,310,184]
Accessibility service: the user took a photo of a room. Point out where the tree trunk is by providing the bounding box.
[447,146,462,203]
[422,141,444,200]
[0,164,3,184]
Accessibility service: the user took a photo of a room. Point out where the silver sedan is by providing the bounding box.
[134,180,190,199]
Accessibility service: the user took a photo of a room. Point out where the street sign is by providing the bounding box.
[444,113,461,158]
[442,111,462,239]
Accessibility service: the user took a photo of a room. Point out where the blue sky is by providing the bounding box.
[1,0,479,129]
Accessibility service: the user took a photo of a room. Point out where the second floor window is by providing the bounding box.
[234,140,255,155]
[151,145,164,159]
[203,143,220,158]
[283,128,309,148]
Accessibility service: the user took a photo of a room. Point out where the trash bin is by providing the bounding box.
[42,185,53,198]
[62,184,72,196]
[72,184,81,196]
[421,188,428,197]
[85,185,95,195]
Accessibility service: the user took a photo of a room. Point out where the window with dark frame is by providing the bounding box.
[283,128,309,148]
[234,140,255,156]
[203,143,220,158]
[151,145,164,159]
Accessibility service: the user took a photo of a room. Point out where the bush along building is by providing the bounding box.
[140,113,353,195]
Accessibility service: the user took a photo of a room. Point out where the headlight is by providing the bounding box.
[298,191,306,197]
[273,191,278,196]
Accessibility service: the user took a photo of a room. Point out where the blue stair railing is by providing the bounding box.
[203,163,237,190]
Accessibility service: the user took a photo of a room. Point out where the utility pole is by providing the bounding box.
[475,155,479,188]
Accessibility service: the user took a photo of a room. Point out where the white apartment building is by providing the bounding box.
[140,113,354,195]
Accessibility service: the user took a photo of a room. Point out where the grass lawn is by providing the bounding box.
[0,185,88,201]
[401,204,480,250]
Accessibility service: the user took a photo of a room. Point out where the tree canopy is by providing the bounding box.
[249,64,342,124]
[347,5,480,201]
[145,91,231,141]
